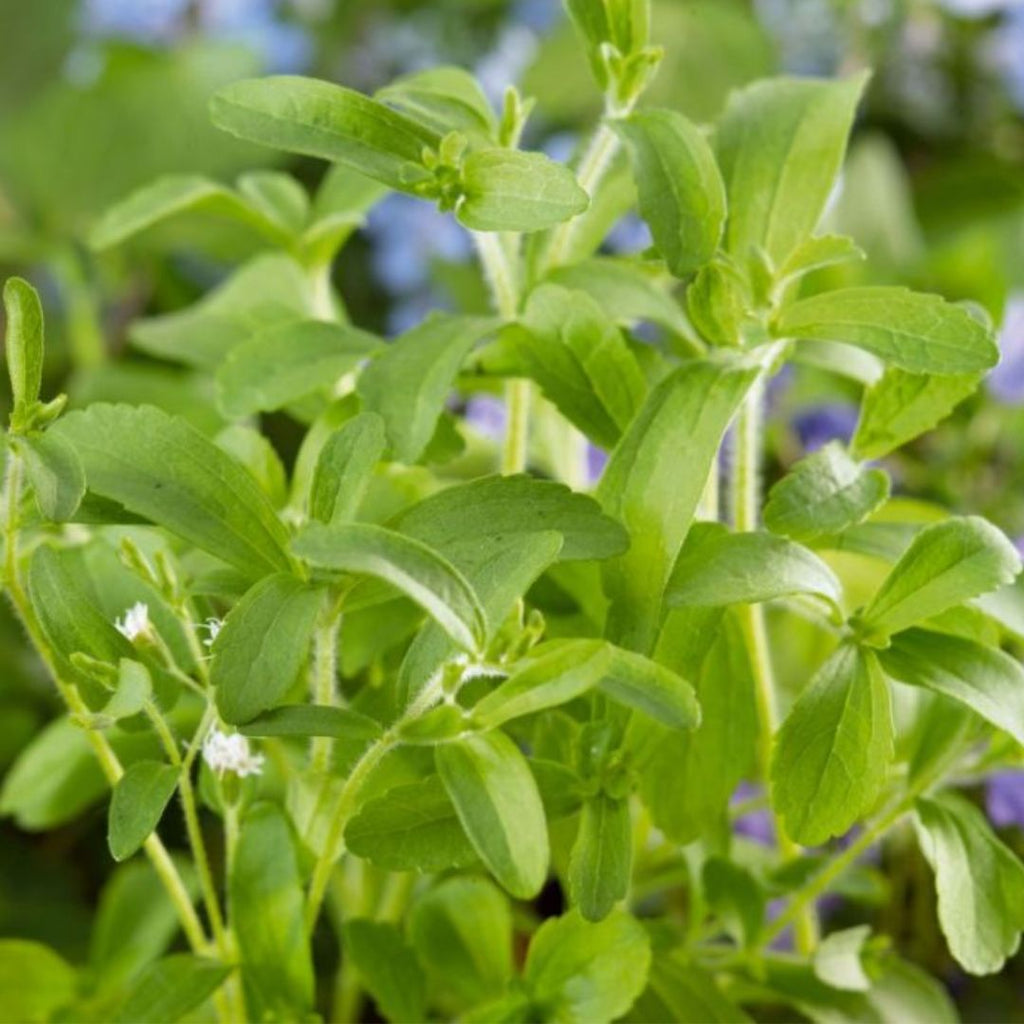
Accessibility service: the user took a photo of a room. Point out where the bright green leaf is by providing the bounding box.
[0,940,76,1024]
[112,954,231,1024]
[568,795,632,922]
[3,276,44,419]
[309,412,386,525]
[377,66,496,140]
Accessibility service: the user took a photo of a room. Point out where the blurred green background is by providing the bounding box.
[1,0,1023,1016]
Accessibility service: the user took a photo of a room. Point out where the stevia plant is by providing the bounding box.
[2,1,1024,1021]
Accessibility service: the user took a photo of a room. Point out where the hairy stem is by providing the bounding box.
[731,379,818,955]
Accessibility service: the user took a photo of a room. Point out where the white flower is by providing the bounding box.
[202,728,265,778]
[115,602,150,642]
[200,618,224,649]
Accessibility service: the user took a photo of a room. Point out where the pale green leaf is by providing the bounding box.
[377,66,497,140]
[614,108,726,277]
[772,645,893,845]
[813,926,872,992]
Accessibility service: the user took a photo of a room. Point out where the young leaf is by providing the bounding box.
[52,404,293,579]
[716,73,868,267]
[3,276,44,420]
[309,412,386,525]
[293,522,487,653]
[231,803,314,1016]
[345,774,479,873]
[377,66,497,140]
[858,517,1021,642]
[771,644,893,845]
[391,474,628,563]
[524,910,651,1024]
[107,760,180,862]
[410,877,512,1011]
[598,355,759,652]
[812,926,873,992]
[777,287,998,374]
[568,795,632,922]
[212,574,324,724]
[763,442,887,543]
[112,954,231,1024]
[0,940,77,1024]
[914,792,1024,975]
[210,76,439,191]
[879,628,1024,745]
[435,730,549,899]
[457,149,589,232]
[614,108,726,277]
[851,367,981,460]
[666,523,843,612]
[343,920,427,1024]
[216,319,382,418]
[239,704,382,743]
[776,234,866,284]
[598,644,700,730]
[89,174,291,251]
[18,431,86,522]
[357,313,495,463]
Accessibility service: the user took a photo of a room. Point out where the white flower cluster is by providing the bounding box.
[201,617,224,649]
[201,728,265,778]
[114,601,150,642]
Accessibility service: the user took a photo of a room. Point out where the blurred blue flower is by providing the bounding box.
[605,213,653,255]
[80,0,187,43]
[987,294,1024,404]
[988,8,1024,112]
[938,0,1022,16]
[793,403,859,452]
[586,444,608,485]
[464,395,507,442]
[475,24,538,106]
[987,770,1024,829]
[754,0,841,75]
[512,0,564,33]
[731,782,775,846]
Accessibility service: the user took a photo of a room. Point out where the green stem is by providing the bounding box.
[472,230,528,475]
[731,379,818,955]
[310,608,341,774]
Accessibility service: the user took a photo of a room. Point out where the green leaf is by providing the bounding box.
[776,233,866,284]
[89,173,290,251]
[703,858,765,949]
[0,940,76,1024]
[764,442,889,542]
[18,431,86,522]
[377,66,497,140]
[598,355,759,652]
[342,920,427,1024]
[309,412,386,525]
[666,523,843,612]
[231,803,314,1016]
[777,287,998,374]
[212,574,323,724]
[102,660,153,722]
[457,149,588,232]
[480,284,646,449]
[638,954,750,1024]
[294,522,487,652]
[568,795,632,922]
[210,76,439,191]
[129,253,316,370]
[3,276,44,419]
[812,926,872,992]
[391,474,628,563]
[879,628,1024,745]
[598,643,701,730]
[614,108,726,277]
[858,517,1021,642]
[524,910,651,1024]
[217,319,381,418]
[641,607,757,844]
[410,877,512,1011]
[435,730,549,899]
[771,644,893,845]
[108,760,180,862]
[357,313,495,463]
[545,257,694,339]
[112,954,231,1024]
[866,956,958,1023]
[90,860,199,997]
[52,404,293,580]
[914,792,1024,975]
[851,367,981,460]
[716,73,868,267]
[237,170,310,234]
[345,774,478,873]
[239,704,382,743]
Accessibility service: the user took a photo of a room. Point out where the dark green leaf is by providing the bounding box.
[436,730,549,899]
[239,704,382,743]
[108,760,180,862]
[52,404,293,579]
[771,645,893,845]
